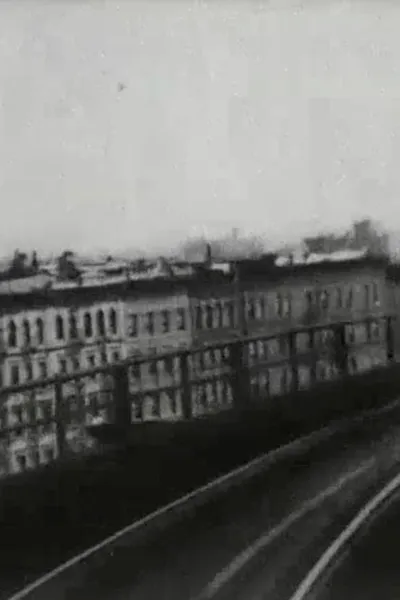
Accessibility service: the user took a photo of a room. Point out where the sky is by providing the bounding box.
[1,0,400,257]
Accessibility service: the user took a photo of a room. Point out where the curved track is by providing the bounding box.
[7,399,400,600]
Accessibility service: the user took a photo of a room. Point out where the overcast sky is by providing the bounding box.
[1,1,400,257]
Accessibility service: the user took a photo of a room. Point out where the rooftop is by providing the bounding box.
[0,250,390,304]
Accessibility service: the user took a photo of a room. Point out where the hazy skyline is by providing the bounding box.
[1,1,400,257]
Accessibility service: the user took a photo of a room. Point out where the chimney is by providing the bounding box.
[204,243,212,267]
[31,251,39,272]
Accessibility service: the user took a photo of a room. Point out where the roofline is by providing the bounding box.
[0,254,390,312]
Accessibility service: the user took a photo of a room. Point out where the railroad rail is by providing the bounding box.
[6,393,400,600]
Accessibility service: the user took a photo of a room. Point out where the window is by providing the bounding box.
[366,320,373,342]
[33,450,41,466]
[72,357,80,371]
[16,454,27,471]
[215,302,223,328]
[22,320,31,345]
[10,364,20,386]
[146,312,154,335]
[88,355,96,368]
[305,291,313,311]
[206,304,213,329]
[88,392,98,414]
[372,282,379,305]
[164,356,174,374]
[84,312,93,338]
[279,336,287,355]
[112,351,120,363]
[25,362,33,381]
[249,342,257,359]
[320,290,329,313]
[109,308,118,335]
[364,284,370,310]
[177,308,186,331]
[128,314,138,337]
[276,293,283,318]
[69,314,78,339]
[36,318,44,345]
[150,396,160,418]
[8,321,17,348]
[96,310,105,337]
[58,357,67,375]
[283,295,291,317]
[43,447,54,463]
[132,362,141,380]
[195,305,203,330]
[55,315,64,340]
[257,296,265,320]
[336,287,343,309]
[161,310,170,333]
[39,361,48,379]
[13,404,23,423]
[371,320,380,340]
[198,353,205,372]
[346,287,353,309]
[170,394,178,415]
[226,301,235,327]
[149,359,157,375]
[247,298,256,321]
[41,400,52,423]
[100,350,108,365]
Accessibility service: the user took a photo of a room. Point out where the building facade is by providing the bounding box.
[0,251,394,475]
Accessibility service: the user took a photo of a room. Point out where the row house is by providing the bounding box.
[0,252,394,474]
[0,277,197,472]
[0,285,128,473]
[124,282,192,423]
[244,253,390,394]
[182,252,391,405]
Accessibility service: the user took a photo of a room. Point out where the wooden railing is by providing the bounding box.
[0,315,395,478]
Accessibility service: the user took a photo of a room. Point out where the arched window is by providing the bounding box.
[96,310,105,337]
[84,312,93,338]
[36,318,44,345]
[8,321,17,348]
[22,319,31,345]
[109,307,118,335]
[69,313,78,339]
[55,315,64,340]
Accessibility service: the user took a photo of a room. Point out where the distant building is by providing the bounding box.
[304,220,390,257]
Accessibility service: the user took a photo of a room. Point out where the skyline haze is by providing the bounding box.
[1,1,400,257]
